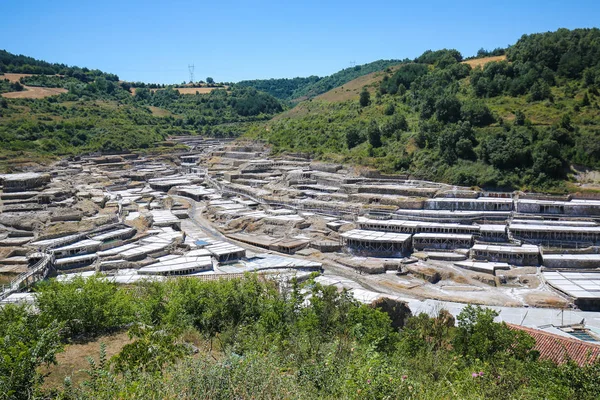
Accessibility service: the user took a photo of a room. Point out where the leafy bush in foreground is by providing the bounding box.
[1,275,599,399]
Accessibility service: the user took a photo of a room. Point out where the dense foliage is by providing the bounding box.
[0,51,284,165]
[19,75,82,88]
[1,274,599,399]
[0,50,118,82]
[253,28,600,191]
[0,78,23,94]
[237,59,403,102]
[137,86,283,124]
[237,76,321,101]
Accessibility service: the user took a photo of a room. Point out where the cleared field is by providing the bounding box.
[1,86,67,99]
[315,64,403,102]
[462,55,507,68]
[2,73,34,83]
[2,73,69,98]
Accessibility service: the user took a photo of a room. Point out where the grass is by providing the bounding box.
[1,86,68,99]
[39,331,133,389]
[0,150,57,173]
[461,55,507,69]
[316,64,403,102]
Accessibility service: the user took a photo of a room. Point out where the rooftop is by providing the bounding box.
[341,229,412,243]
[508,323,600,366]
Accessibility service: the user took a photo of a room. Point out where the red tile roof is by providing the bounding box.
[508,324,600,366]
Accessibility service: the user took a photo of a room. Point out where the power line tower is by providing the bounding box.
[188,64,195,83]
[350,61,356,67]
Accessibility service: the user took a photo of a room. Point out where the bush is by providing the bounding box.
[35,274,135,338]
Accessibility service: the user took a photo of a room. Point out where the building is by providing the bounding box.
[543,271,600,310]
[340,229,412,256]
[412,233,473,251]
[471,244,540,266]
[509,223,600,245]
[138,255,212,276]
[508,324,600,366]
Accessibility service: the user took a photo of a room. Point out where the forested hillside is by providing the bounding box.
[0,51,284,168]
[237,59,402,102]
[0,49,119,82]
[251,28,600,192]
[2,28,600,191]
[236,76,321,101]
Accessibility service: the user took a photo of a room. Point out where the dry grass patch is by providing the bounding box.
[2,86,67,99]
[39,331,132,389]
[2,73,34,83]
[524,292,570,309]
[147,105,173,117]
[462,55,507,69]
[315,64,403,103]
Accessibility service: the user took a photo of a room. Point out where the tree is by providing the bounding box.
[384,103,395,115]
[345,127,363,149]
[359,88,370,107]
[581,92,591,107]
[111,323,187,374]
[0,305,63,398]
[134,87,151,101]
[36,274,134,338]
[528,79,552,102]
[434,94,462,123]
[453,305,537,362]
[206,77,215,84]
[437,121,475,164]
[461,100,495,127]
[367,120,381,148]
[12,81,23,91]
[514,110,526,126]
[532,139,563,178]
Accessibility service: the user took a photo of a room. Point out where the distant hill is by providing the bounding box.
[250,28,600,192]
[3,28,600,192]
[0,50,285,168]
[236,76,321,102]
[0,49,119,82]
[236,59,403,102]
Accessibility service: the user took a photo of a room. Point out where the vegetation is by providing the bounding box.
[237,59,402,102]
[0,78,23,94]
[0,49,118,82]
[237,76,321,101]
[0,50,284,166]
[252,28,600,191]
[0,274,598,399]
[19,75,82,88]
[2,28,600,190]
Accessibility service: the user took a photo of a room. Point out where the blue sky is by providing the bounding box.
[2,0,599,83]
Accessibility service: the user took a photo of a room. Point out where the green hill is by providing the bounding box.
[0,50,285,170]
[2,28,600,191]
[250,28,600,192]
[236,59,402,102]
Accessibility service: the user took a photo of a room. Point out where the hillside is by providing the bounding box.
[251,28,600,192]
[0,50,285,169]
[236,59,402,102]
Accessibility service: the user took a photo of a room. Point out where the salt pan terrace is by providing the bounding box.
[543,271,600,310]
[5,138,600,317]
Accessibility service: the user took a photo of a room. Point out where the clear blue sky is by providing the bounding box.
[2,0,599,84]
